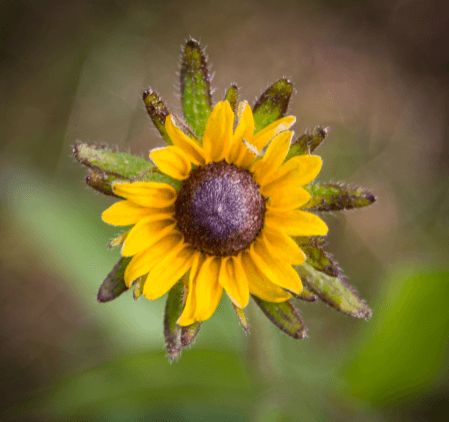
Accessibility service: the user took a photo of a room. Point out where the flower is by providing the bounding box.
[75,38,375,360]
[101,101,328,326]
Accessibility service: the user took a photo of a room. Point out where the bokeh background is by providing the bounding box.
[1,0,449,421]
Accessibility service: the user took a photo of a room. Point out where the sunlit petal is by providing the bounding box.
[112,182,177,208]
[267,187,311,212]
[202,101,234,162]
[150,146,192,180]
[165,115,206,166]
[261,155,322,197]
[218,255,249,308]
[124,232,184,286]
[252,116,296,149]
[265,209,328,236]
[241,251,291,302]
[143,244,195,300]
[121,216,176,257]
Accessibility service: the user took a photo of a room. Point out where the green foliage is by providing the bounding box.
[252,79,293,133]
[73,143,153,178]
[304,182,376,212]
[142,88,172,145]
[164,280,186,360]
[344,269,449,405]
[302,245,341,278]
[86,171,127,197]
[296,262,372,319]
[97,257,130,303]
[181,39,212,140]
[252,296,307,339]
[223,84,238,114]
[286,126,328,160]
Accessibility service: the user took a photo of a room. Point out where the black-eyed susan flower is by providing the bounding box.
[101,99,328,326]
[74,39,376,360]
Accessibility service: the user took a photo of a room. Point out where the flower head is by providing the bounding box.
[102,100,328,326]
[75,39,375,360]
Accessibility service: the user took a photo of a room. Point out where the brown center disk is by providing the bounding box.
[175,161,266,256]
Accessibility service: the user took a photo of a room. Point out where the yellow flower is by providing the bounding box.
[101,100,328,326]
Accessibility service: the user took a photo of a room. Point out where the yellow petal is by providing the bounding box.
[177,253,202,326]
[261,155,322,197]
[252,116,296,149]
[102,200,172,226]
[241,251,291,302]
[262,228,306,265]
[112,182,177,208]
[143,244,195,300]
[202,101,234,162]
[124,232,184,286]
[267,187,311,212]
[121,216,176,257]
[228,102,256,167]
[193,256,223,321]
[150,146,191,180]
[165,115,206,166]
[265,209,328,236]
[251,130,293,185]
[218,255,249,308]
[249,236,303,294]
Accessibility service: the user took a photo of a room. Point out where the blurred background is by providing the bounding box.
[1,0,448,421]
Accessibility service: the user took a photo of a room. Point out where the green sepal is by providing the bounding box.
[142,88,172,145]
[137,168,183,190]
[285,126,328,160]
[252,79,293,133]
[289,286,318,302]
[302,246,341,278]
[180,39,212,140]
[132,277,145,300]
[223,84,238,114]
[163,280,185,360]
[181,322,202,347]
[74,143,154,179]
[293,236,327,247]
[296,262,372,319]
[231,302,249,332]
[86,171,128,197]
[97,257,131,303]
[303,182,376,212]
[252,296,307,339]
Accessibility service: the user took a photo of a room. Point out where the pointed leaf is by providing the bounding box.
[286,126,328,160]
[74,143,154,178]
[142,88,172,145]
[181,322,202,347]
[223,84,238,114]
[252,296,307,339]
[296,262,372,319]
[180,39,212,139]
[86,171,128,197]
[97,257,131,303]
[164,280,185,360]
[252,79,293,133]
[132,277,145,300]
[303,182,376,212]
[231,302,249,332]
[302,245,341,278]
[137,167,182,190]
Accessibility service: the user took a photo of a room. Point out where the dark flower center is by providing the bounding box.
[175,161,265,256]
